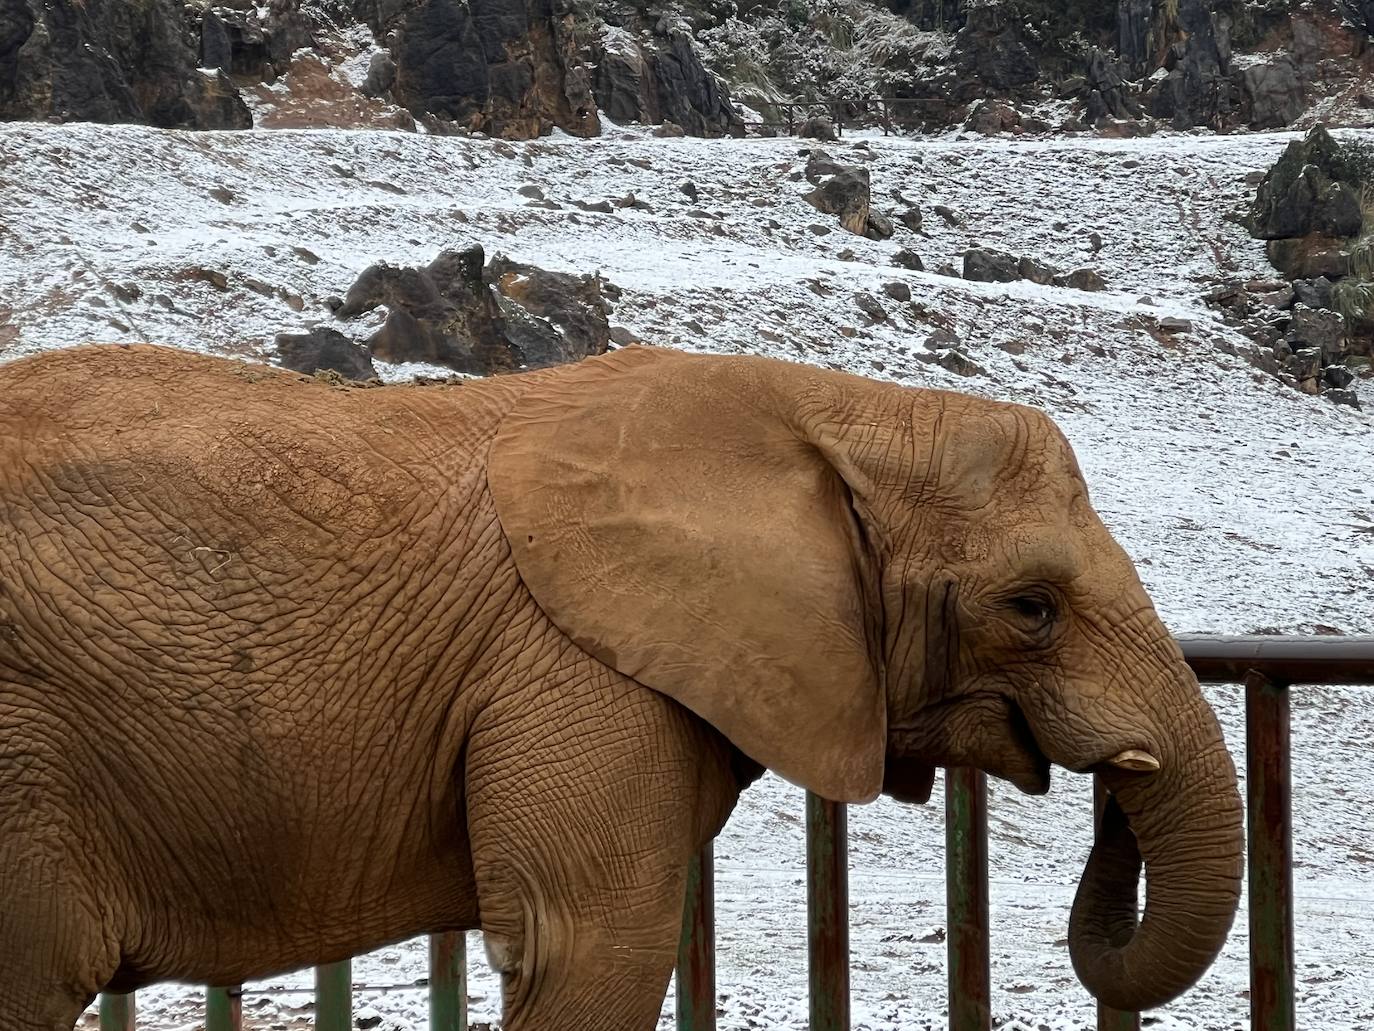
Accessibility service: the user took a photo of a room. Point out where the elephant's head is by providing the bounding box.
[488,347,1242,1011]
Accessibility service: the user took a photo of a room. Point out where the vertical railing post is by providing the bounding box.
[1246,671,1294,1031]
[806,792,849,1031]
[429,933,467,1031]
[314,960,351,1031]
[1092,776,1140,1031]
[206,987,241,1031]
[99,993,135,1031]
[946,767,990,1031]
[676,844,716,1031]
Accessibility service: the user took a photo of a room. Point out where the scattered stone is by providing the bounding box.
[803,150,871,236]
[892,249,924,271]
[1017,256,1058,286]
[965,99,1020,135]
[680,181,699,202]
[1158,317,1194,334]
[209,186,235,205]
[1324,387,1362,408]
[1293,277,1335,310]
[809,224,832,236]
[937,350,987,377]
[866,212,895,240]
[1088,231,1104,252]
[291,246,320,265]
[518,184,545,200]
[182,267,229,291]
[798,116,838,142]
[855,293,888,321]
[837,248,858,261]
[898,208,923,234]
[997,339,1027,355]
[1057,268,1106,292]
[934,263,962,278]
[654,121,686,138]
[1285,348,1323,381]
[1324,364,1355,389]
[934,204,964,227]
[574,199,615,214]
[963,247,1021,283]
[1287,305,1348,360]
[882,282,912,302]
[275,327,377,381]
[923,327,961,350]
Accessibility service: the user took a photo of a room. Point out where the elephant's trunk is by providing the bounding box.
[1068,698,1243,1012]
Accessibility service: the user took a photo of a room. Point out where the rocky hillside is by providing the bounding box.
[2,0,1372,140]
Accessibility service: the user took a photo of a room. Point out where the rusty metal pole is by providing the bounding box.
[99,993,135,1031]
[806,792,850,1031]
[314,960,351,1031]
[205,987,241,1031]
[1092,776,1140,1031]
[945,767,990,1031]
[1246,671,1295,1031]
[676,844,717,1031]
[429,933,467,1031]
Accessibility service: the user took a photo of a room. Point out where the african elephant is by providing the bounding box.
[0,343,1241,1030]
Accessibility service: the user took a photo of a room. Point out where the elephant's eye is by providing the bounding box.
[1005,594,1057,632]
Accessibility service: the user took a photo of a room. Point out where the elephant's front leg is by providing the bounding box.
[465,666,740,1031]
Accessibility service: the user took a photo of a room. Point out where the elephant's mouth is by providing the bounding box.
[890,692,1051,796]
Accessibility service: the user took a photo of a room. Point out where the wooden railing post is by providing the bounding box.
[1092,776,1140,1031]
[806,793,849,1031]
[676,844,717,1031]
[205,987,241,1031]
[946,767,990,1031]
[99,993,135,1031]
[314,960,351,1031]
[1246,671,1294,1031]
[429,933,467,1031]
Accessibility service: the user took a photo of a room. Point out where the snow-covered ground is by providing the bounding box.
[3,120,1374,1030]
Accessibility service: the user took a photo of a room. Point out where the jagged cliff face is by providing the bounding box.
[0,0,1369,138]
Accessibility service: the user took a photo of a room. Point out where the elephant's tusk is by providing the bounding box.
[1106,749,1160,772]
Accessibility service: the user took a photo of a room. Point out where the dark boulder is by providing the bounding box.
[336,245,609,375]
[802,150,870,236]
[275,327,378,381]
[798,115,837,141]
[963,247,1020,283]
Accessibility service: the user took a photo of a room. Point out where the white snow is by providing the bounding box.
[4,119,1374,1030]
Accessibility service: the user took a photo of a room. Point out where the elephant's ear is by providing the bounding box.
[488,347,885,803]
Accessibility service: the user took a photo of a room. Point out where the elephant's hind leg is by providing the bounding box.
[466,672,741,1031]
[0,846,118,1031]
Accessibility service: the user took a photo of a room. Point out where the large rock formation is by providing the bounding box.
[593,25,741,137]
[353,0,600,138]
[0,0,251,128]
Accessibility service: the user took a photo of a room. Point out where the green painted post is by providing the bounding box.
[806,792,849,1031]
[99,993,135,1031]
[205,987,241,1031]
[1246,672,1295,1031]
[945,767,989,1031]
[1092,776,1140,1031]
[429,933,467,1031]
[676,844,716,1031]
[314,960,351,1031]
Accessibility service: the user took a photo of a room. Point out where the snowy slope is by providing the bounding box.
[4,120,1374,1030]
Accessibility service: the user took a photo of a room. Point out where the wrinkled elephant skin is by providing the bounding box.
[0,345,1241,1030]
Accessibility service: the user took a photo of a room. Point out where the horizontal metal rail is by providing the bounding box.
[95,636,1374,1030]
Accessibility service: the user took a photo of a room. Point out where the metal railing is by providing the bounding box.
[95,635,1374,1031]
